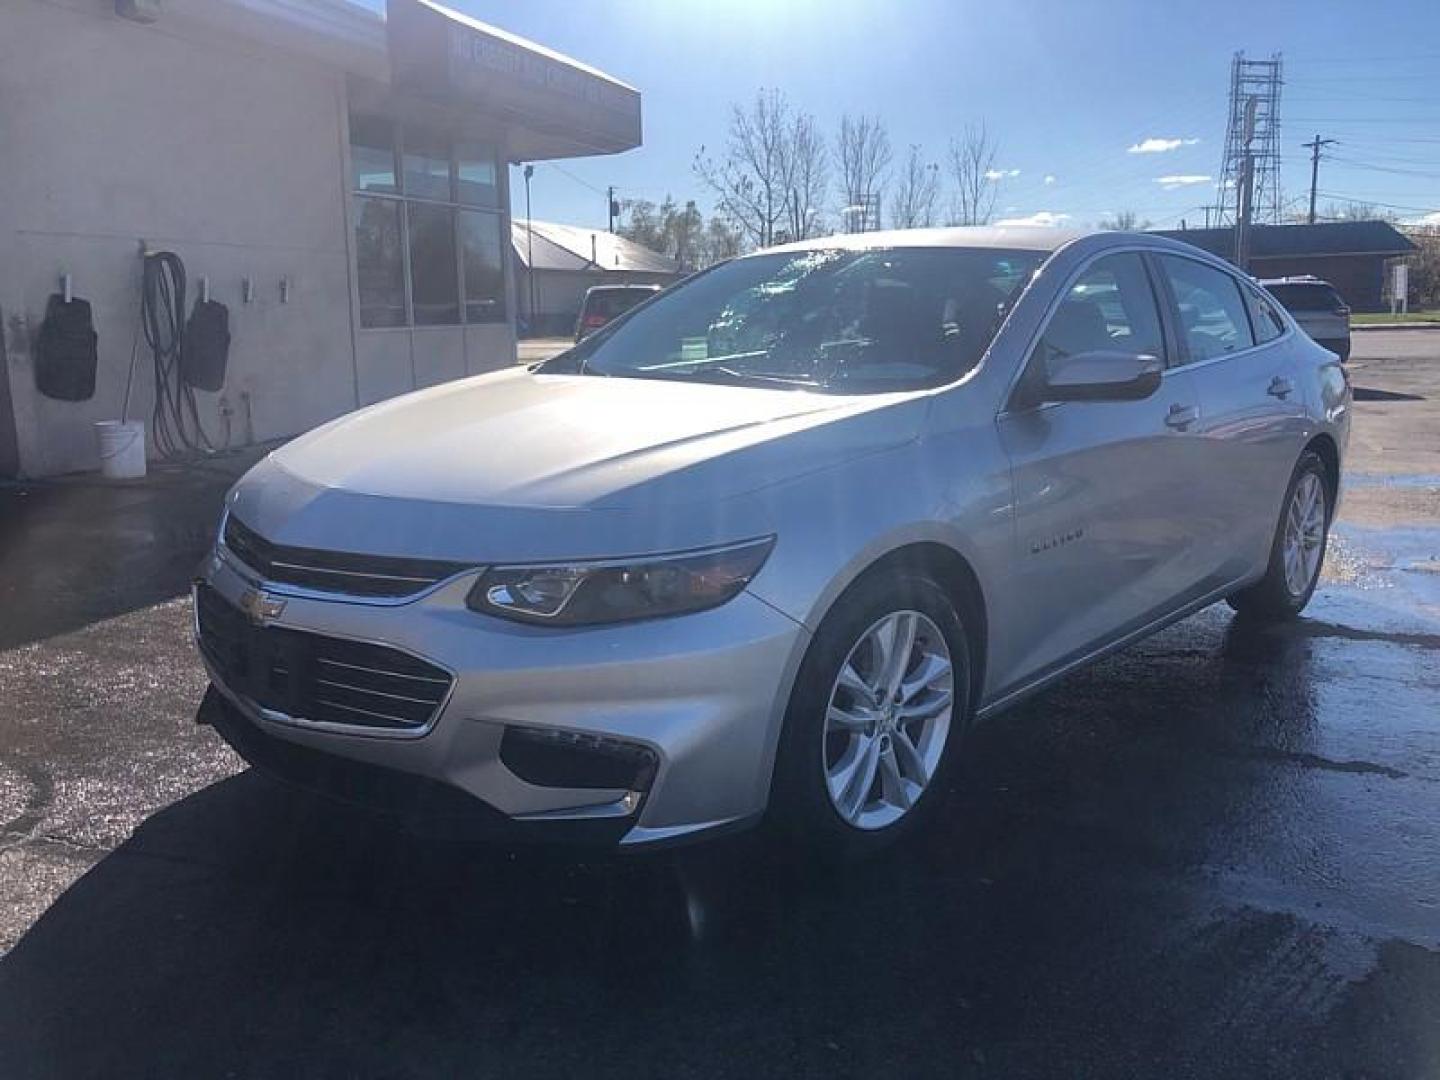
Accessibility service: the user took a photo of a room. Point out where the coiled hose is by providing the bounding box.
[142,251,213,458]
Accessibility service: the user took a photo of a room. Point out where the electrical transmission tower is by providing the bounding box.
[1215,52,1284,229]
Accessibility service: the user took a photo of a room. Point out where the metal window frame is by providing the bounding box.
[349,115,505,331]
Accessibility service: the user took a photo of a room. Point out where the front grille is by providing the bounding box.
[222,513,472,599]
[196,583,452,732]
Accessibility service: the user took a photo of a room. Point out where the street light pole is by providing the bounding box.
[523,163,536,333]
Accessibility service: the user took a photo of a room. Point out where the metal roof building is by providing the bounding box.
[511,219,682,335]
[1153,221,1415,311]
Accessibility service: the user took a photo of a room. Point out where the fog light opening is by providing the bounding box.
[500,725,659,794]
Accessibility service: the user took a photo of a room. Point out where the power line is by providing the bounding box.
[1290,116,1440,124]
[1316,192,1440,215]
[542,160,607,195]
[1327,156,1440,180]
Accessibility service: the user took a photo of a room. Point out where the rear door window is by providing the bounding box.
[1244,285,1287,345]
[1157,256,1255,362]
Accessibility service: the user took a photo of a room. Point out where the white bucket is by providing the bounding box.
[96,420,147,480]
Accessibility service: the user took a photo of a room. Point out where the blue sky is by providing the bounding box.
[442,0,1440,232]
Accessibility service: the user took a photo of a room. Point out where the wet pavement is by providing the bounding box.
[2,332,1438,1078]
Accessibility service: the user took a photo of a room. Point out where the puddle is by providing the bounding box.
[1344,473,1440,491]
[1327,523,1440,626]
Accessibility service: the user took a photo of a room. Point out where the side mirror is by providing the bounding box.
[1043,350,1163,403]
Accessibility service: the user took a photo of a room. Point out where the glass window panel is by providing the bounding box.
[402,127,452,201]
[555,247,1046,392]
[1039,253,1166,362]
[1159,256,1256,362]
[349,114,397,194]
[354,197,405,328]
[460,210,506,323]
[456,141,500,208]
[408,203,459,325]
[1245,285,1286,345]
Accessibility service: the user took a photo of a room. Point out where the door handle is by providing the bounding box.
[1267,376,1295,399]
[1164,403,1199,430]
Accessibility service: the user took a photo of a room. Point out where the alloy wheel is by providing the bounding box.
[1283,472,1326,598]
[822,610,954,831]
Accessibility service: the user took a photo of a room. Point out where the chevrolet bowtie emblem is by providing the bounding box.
[238,587,286,627]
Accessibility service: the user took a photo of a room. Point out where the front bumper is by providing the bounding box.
[195,546,809,846]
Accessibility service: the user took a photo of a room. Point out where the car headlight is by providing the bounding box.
[466,537,775,626]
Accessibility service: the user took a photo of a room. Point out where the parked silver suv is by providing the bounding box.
[1261,276,1351,362]
[196,228,1350,857]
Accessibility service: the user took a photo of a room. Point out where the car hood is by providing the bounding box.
[233,367,927,562]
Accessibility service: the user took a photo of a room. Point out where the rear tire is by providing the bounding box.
[770,571,972,861]
[1228,450,1331,621]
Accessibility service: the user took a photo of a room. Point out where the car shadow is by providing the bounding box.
[0,611,1394,1079]
[1352,386,1424,402]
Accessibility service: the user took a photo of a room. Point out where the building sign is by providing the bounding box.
[387,0,641,155]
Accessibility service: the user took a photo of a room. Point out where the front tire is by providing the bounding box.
[770,572,971,860]
[1228,450,1331,621]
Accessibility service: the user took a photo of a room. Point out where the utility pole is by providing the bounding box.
[523,164,536,332]
[1302,135,1337,224]
[607,185,618,233]
[1234,96,1258,272]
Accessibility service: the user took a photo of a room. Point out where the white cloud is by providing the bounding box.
[984,168,1021,181]
[1407,210,1440,228]
[1043,174,1057,185]
[1155,174,1211,190]
[1128,137,1200,154]
[994,211,1071,227]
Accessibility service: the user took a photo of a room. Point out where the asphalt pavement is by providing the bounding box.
[1,331,1437,1078]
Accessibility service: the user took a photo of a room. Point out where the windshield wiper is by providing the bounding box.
[636,350,770,373]
[706,367,819,389]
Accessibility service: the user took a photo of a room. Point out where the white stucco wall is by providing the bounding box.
[0,0,372,477]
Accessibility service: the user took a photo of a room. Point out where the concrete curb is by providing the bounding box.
[1353,322,1440,332]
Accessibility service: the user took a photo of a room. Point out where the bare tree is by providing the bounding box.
[1098,210,1152,231]
[947,123,1000,226]
[783,110,830,242]
[1323,200,1397,223]
[693,90,795,248]
[835,114,892,231]
[890,144,941,230]
[694,89,830,248]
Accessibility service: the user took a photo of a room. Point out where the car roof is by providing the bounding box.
[756,225,1095,256]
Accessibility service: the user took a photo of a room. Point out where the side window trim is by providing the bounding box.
[1140,250,1186,370]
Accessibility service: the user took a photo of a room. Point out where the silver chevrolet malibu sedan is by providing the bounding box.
[196,227,1350,858]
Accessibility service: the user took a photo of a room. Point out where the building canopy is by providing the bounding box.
[387,0,641,161]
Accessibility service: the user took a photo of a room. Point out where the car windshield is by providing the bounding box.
[542,247,1045,393]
